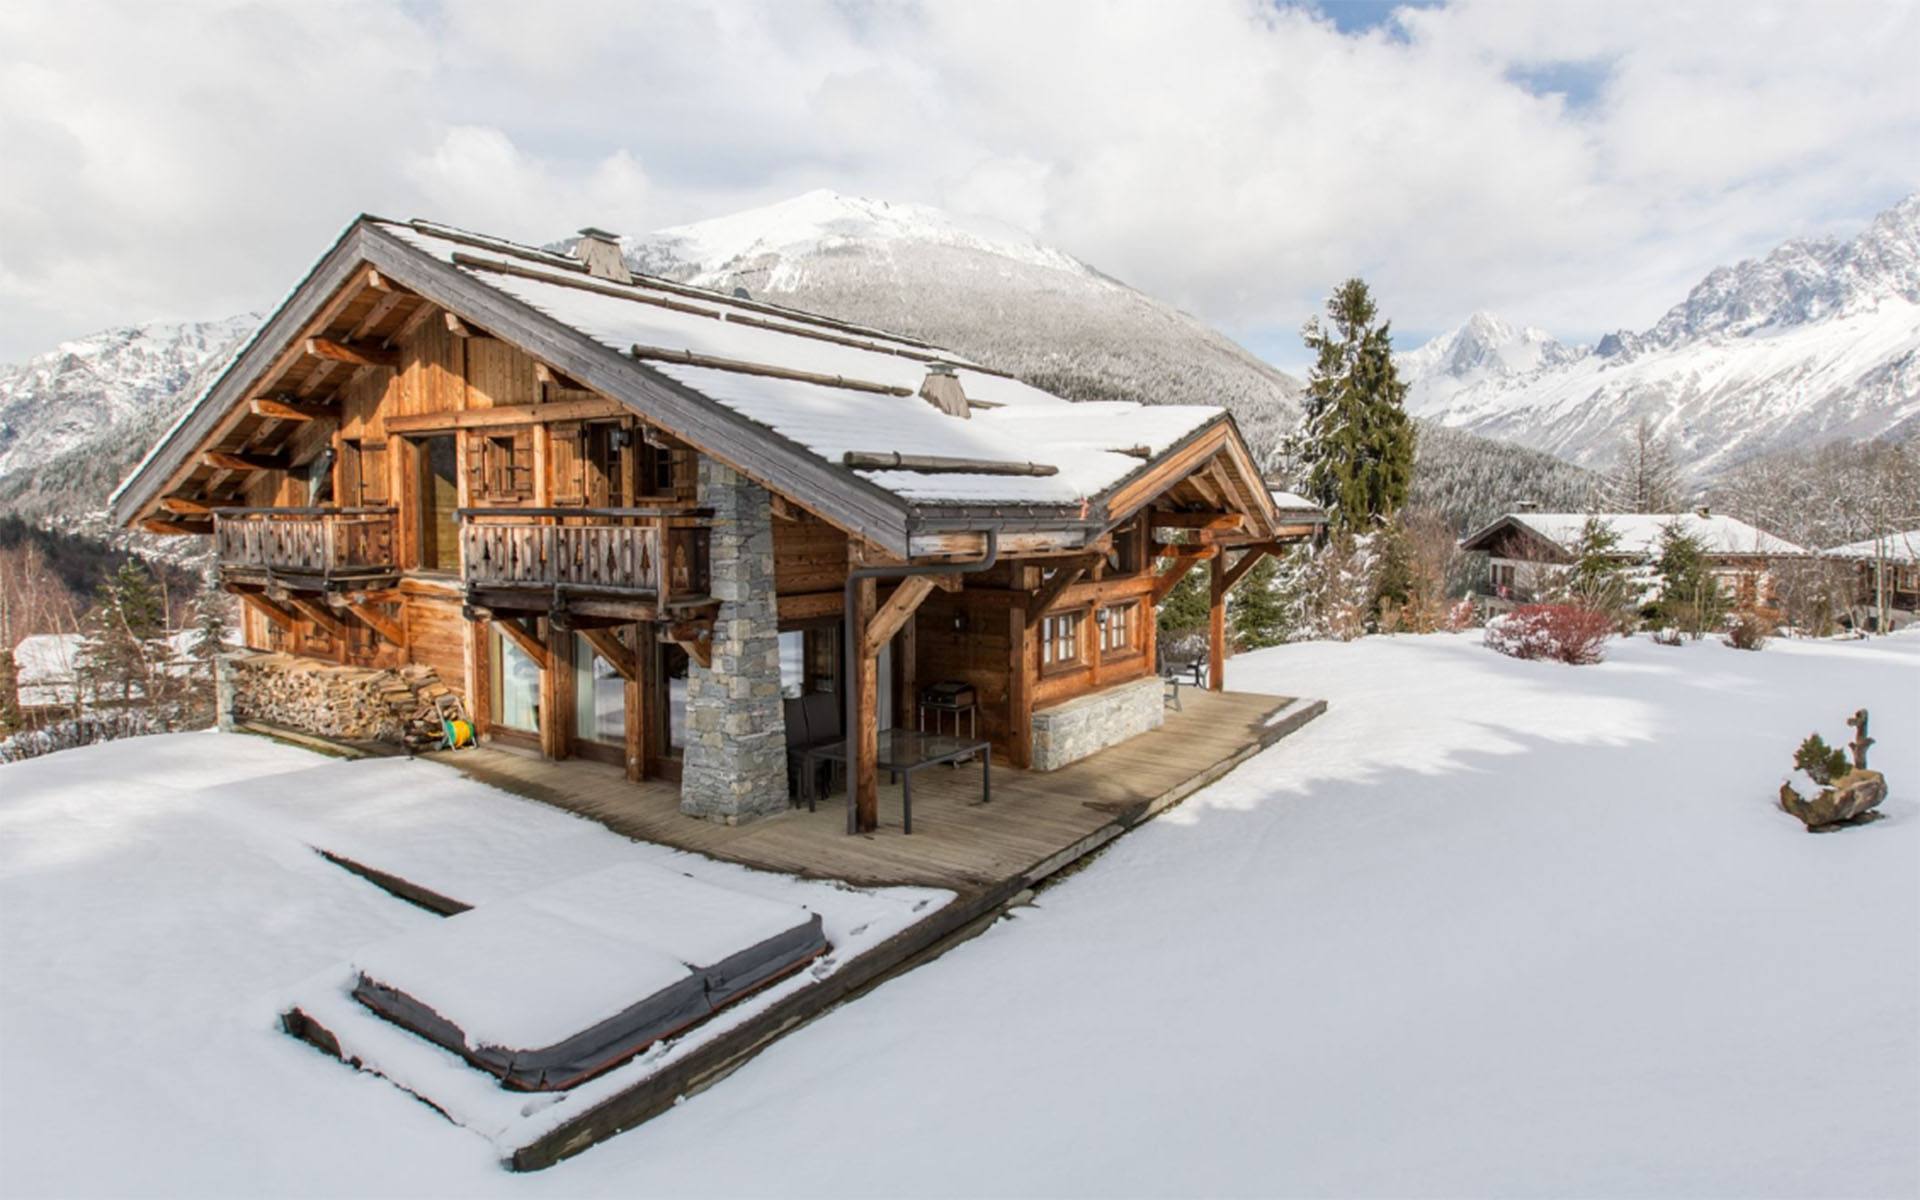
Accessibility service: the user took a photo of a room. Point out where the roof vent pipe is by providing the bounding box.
[573,227,632,284]
[919,362,971,419]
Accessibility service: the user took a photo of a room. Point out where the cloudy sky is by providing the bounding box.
[2,0,1916,367]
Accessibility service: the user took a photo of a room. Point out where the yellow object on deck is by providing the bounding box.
[444,718,475,749]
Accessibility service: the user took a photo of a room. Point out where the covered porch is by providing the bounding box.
[427,687,1323,895]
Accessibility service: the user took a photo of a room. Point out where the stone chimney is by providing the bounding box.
[573,227,632,284]
[919,362,970,419]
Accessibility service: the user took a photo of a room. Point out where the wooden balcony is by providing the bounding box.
[457,507,710,614]
[214,507,399,591]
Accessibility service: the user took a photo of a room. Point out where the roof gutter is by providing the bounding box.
[842,529,999,834]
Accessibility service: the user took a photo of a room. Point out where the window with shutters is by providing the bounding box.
[469,429,534,501]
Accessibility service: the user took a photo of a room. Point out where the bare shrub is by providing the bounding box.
[1484,604,1612,665]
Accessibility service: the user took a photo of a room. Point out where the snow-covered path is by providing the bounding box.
[2,633,1915,1197]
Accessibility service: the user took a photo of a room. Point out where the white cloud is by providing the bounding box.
[0,0,1914,362]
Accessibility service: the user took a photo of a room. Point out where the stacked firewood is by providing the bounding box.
[228,653,454,749]
[392,665,462,753]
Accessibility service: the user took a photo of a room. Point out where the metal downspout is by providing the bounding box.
[842,529,1001,833]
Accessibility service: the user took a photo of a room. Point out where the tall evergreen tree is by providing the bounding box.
[1229,555,1289,650]
[1651,521,1726,638]
[1289,279,1415,530]
[1555,516,1638,629]
[79,559,169,707]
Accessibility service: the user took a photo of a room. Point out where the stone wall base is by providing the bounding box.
[1030,675,1166,771]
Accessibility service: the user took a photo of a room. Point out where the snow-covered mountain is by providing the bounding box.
[0,316,257,531]
[611,190,1304,459]
[1398,193,1920,479]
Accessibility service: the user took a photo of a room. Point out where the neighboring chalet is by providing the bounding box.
[1459,510,1806,608]
[1823,528,1920,629]
[112,217,1321,834]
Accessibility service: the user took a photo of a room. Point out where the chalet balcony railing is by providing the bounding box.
[456,507,710,605]
[213,506,399,587]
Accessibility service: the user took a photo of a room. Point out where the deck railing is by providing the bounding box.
[456,507,709,602]
[213,507,398,583]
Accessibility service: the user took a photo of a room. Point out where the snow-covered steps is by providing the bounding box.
[349,864,828,1091]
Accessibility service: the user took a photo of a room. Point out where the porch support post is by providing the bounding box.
[1209,553,1227,692]
[680,460,789,823]
[852,576,879,833]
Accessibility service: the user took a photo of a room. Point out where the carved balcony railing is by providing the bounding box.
[213,506,399,590]
[456,507,710,611]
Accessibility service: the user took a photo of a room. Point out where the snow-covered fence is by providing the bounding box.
[0,710,170,764]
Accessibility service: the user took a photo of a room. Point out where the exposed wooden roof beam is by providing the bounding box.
[250,397,333,422]
[286,596,349,642]
[139,518,202,536]
[347,283,409,343]
[203,450,288,472]
[1151,511,1244,531]
[159,497,212,516]
[306,337,398,369]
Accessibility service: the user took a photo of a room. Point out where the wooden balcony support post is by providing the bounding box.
[540,617,572,761]
[852,575,879,834]
[1208,553,1227,692]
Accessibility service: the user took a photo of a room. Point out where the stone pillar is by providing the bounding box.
[214,652,237,732]
[680,460,790,823]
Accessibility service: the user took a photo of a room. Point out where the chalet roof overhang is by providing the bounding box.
[1457,516,1574,562]
[113,217,1295,560]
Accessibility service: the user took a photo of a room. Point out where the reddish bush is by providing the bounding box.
[1484,604,1613,665]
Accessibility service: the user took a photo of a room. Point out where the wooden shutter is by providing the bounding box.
[360,441,390,505]
[550,421,586,505]
[338,439,361,508]
[465,430,491,499]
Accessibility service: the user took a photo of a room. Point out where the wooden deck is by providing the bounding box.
[429,688,1323,896]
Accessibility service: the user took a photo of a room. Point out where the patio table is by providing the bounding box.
[804,730,991,834]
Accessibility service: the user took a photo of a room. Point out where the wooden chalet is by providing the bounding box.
[1459,509,1806,609]
[1822,528,1920,630]
[113,217,1320,835]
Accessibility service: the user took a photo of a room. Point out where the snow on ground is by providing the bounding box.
[2,632,1915,1197]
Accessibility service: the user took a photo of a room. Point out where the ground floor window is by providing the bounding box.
[1040,611,1083,670]
[573,633,626,747]
[490,625,541,733]
[1098,602,1138,656]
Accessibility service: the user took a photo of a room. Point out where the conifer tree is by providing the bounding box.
[1557,516,1637,629]
[1229,555,1289,650]
[1651,521,1726,638]
[1289,279,1415,530]
[79,559,169,707]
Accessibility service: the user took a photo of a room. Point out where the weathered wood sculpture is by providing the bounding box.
[1779,709,1887,832]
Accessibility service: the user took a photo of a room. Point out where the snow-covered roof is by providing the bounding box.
[380,222,1225,508]
[1466,512,1807,558]
[1268,489,1324,517]
[1823,528,1920,562]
